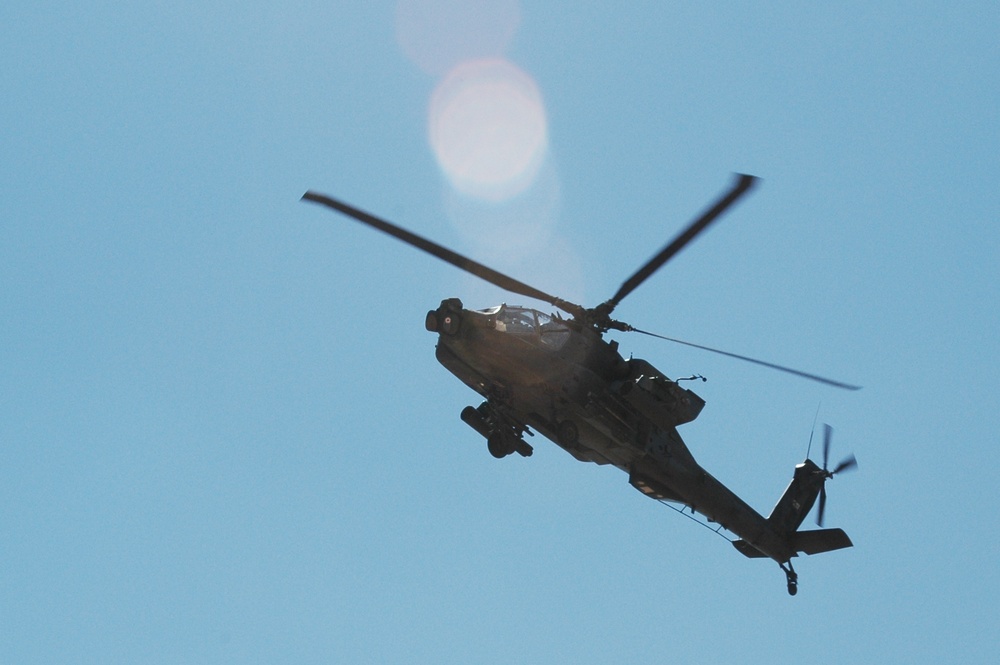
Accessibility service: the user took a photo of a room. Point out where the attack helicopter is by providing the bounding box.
[302,174,858,595]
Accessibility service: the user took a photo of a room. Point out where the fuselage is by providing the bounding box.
[425,298,801,564]
[300,180,851,594]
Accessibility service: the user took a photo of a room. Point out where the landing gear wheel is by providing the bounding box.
[780,561,798,596]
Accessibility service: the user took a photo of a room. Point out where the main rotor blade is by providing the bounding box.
[603,173,758,313]
[302,192,585,317]
[631,328,862,390]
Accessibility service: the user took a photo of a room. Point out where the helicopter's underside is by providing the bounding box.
[435,334,854,593]
[433,327,713,493]
[435,340,629,466]
[431,311,805,565]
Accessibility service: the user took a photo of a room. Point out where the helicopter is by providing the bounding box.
[302,174,858,596]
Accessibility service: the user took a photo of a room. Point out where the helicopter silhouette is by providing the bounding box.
[302,174,858,595]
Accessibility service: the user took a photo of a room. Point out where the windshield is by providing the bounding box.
[535,311,570,348]
[493,306,570,349]
[496,307,537,333]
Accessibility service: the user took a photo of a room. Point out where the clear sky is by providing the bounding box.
[2,2,998,663]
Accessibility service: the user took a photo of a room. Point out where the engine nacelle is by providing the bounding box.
[618,359,705,428]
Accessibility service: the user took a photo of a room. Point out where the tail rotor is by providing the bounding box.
[816,424,857,527]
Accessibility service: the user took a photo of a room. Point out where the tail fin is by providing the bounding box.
[766,460,824,535]
[731,460,853,560]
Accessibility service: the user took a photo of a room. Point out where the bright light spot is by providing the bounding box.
[429,59,548,202]
[395,0,521,76]
[444,158,560,252]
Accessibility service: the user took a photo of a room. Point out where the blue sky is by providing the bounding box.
[2,2,998,663]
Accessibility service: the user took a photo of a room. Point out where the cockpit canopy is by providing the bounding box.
[479,305,571,349]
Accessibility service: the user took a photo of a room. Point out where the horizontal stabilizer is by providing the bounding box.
[792,528,853,555]
[732,539,768,558]
[732,528,852,560]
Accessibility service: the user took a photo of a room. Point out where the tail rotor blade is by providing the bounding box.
[822,424,833,470]
[833,454,858,476]
[815,427,856,526]
[817,484,828,527]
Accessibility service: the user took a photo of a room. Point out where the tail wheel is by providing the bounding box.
[780,561,798,596]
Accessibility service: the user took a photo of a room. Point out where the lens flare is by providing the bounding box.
[429,59,548,202]
[395,0,521,76]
